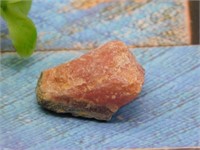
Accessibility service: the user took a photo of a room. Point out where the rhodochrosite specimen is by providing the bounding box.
[36,41,145,121]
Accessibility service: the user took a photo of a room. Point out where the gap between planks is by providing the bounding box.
[1,44,197,54]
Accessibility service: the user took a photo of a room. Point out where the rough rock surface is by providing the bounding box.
[36,41,145,121]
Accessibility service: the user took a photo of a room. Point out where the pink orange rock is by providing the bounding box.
[36,41,145,121]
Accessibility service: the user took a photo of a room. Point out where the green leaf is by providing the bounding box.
[8,0,32,15]
[7,0,21,3]
[0,0,8,10]
[7,14,37,57]
[0,1,8,17]
[0,0,37,57]
[1,0,32,15]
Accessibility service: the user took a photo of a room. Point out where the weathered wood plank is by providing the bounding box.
[0,0,191,51]
[0,46,199,149]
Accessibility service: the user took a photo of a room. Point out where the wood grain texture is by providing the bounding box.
[133,148,200,150]
[0,46,200,149]
[133,147,200,150]
[0,0,191,51]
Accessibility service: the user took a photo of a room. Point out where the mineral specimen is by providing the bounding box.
[36,41,145,121]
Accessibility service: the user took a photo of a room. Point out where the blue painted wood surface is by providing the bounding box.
[0,0,190,51]
[0,45,200,149]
